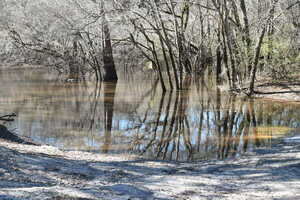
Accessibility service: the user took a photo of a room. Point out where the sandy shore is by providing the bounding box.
[253,79,300,103]
[0,135,300,200]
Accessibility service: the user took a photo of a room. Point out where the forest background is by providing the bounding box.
[0,0,299,95]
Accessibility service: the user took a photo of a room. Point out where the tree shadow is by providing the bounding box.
[0,145,171,199]
[0,195,25,200]
[0,125,298,198]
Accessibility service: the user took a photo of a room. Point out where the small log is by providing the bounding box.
[0,124,39,146]
[0,113,16,122]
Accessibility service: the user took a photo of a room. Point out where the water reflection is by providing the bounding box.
[0,69,299,161]
[102,82,117,153]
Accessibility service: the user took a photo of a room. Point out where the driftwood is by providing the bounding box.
[0,124,39,145]
[0,113,39,145]
[0,113,17,122]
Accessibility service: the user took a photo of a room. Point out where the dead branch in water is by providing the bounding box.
[0,113,17,122]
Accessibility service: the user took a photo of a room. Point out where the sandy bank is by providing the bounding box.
[253,79,300,103]
[0,136,300,200]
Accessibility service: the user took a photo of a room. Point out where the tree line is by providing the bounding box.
[0,0,299,94]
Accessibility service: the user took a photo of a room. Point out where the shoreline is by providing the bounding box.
[253,77,300,103]
[1,65,300,103]
[0,137,299,200]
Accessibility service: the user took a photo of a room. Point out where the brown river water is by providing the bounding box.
[1,69,300,161]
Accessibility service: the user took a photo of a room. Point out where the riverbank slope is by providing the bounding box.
[0,137,300,200]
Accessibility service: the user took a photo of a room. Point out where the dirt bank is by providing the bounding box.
[253,79,300,103]
[0,135,300,200]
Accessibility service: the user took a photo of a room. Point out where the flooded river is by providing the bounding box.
[1,69,300,161]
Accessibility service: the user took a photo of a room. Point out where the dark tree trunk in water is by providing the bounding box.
[102,3,118,82]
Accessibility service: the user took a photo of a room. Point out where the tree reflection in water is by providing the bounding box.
[126,77,298,161]
[102,82,117,153]
[0,69,299,161]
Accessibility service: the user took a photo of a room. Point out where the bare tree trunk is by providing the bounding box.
[168,0,184,89]
[239,0,252,78]
[249,0,279,95]
[101,2,118,82]
[154,3,180,89]
[240,0,251,48]
[216,28,222,84]
[249,27,266,95]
